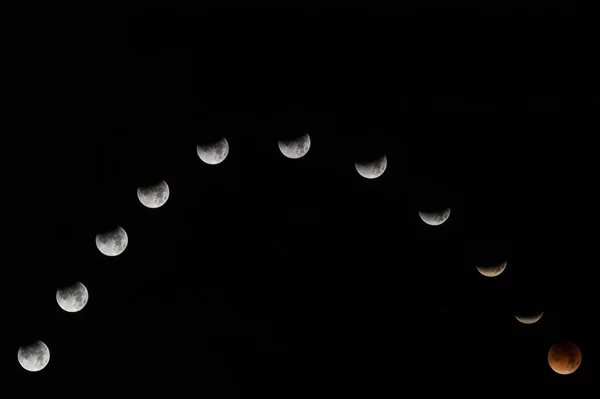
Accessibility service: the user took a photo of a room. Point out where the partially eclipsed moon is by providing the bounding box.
[418,208,451,226]
[355,155,387,179]
[476,261,507,277]
[18,341,50,372]
[514,311,544,325]
[96,226,128,257]
[197,138,229,165]
[56,282,88,312]
[278,133,311,159]
[137,180,170,208]
[548,342,581,375]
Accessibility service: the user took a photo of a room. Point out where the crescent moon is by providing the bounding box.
[278,133,311,159]
[56,282,89,313]
[514,311,544,324]
[355,155,387,179]
[197,137,229,165]
[137,180,170,209]
[418,208,451,226]
[476,261,507,277]
[18,341,50,372]
[95,226,128,257]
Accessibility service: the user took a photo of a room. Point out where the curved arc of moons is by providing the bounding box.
[18,341,50,372]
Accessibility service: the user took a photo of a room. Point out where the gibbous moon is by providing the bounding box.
[355,155,387,179]
[56,282,88,312]
[137,180,170,209]
[548,341,582,375]
[514,311,544,325]
[278,133,311,159]
[476,261,507,277]
[197,137,229,165]
[18,341,50,372]
[96,226,128,257]
[418,208,451,226]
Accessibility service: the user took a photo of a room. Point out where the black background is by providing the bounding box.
[2,5,595,395]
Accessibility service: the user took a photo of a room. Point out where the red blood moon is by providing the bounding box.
[548,341,582,375]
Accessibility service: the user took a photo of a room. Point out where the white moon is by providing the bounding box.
[95,226,128,257]
[56,282,88,312]
[418,208,451,226]
[278,133,311,159]
[355,155,387,179]
[197,137,229,165]
[137,180,170,209]
[476,261,507,277]
[514,311,544,325]
[18,341,50,372]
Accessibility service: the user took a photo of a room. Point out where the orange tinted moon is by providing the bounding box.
[548,341,581,375]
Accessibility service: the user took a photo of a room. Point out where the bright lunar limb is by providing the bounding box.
[418,208,451,226]
[476,261,507,277]
[355,155,387,179]
[56,282,88,312]
[548,342,582,375]
[514,311,544,324]
[137,180,170,209]
[278,133,311,159]
[197,137,229,165]
[18,341,50,372]
[96,226,128,257]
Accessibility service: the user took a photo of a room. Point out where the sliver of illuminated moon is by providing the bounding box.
[197,137,229,165]
[419,208,451,226]
[278,133,311,159]
[96,226,128,257]
[355,155,387,179]
[476,261,507,277]
[18,341,50,372]
[137,180,170,208]
[514,311,544,324]
[548,342,582,375]
[56,282,89,312]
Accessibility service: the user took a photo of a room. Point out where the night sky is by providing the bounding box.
[2,5,595,395]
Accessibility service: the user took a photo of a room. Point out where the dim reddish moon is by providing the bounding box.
[548,341,581,375]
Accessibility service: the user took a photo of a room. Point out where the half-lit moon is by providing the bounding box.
[56,282,89,312]
[355,155,387,179]
[476,261,507,277]
[95,226,128,257]
[137,180,170,208]
[514,311,544,324]
[197,137,229,165]
[18,341,50,372]
[278,133,311,159]
[418,208,451,226]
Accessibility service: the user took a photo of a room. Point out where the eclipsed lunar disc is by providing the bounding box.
[18,341,50,372]
[514,311,544,325]
[355,155,387,179]
[278,133,311,159]
[197,137,229,165]
[56,282,89,312]
[137,180,170,208]
[476,261,507,277]
[548,341,582,375]
[418,208,451,226]
[95,226,128,257]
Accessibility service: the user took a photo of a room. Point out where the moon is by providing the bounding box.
[278,133,311,159]
[197,137,229,165]
[418,208,451,226]
[56,282,88,312]
[548,341,582,375]
[476,261,507,277]
[355,155,387,179]
[514,311,544,325]
[137,180,170,209]
[95,226,128,257]
[18,341,50,372]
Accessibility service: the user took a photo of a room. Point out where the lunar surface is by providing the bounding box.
[197,137,229,165]
[278,133,311,159]
[56,282,88,312]
[18,341,50,372]
[355,155,387,179]
[418,208,451,226]
[96,226,128,257]
[548,342,581,375]
[514,311,544,325]
[476,261,507,277]
[137,180,170,208]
